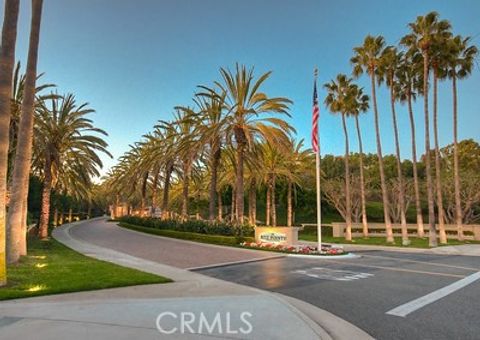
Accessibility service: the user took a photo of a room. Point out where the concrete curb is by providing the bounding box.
[52,218,374,339]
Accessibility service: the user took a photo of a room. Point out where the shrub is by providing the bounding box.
[118,216,255,237]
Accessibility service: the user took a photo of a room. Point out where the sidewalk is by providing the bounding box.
[0,219,373,340]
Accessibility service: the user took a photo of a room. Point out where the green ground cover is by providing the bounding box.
[0,238,171,300]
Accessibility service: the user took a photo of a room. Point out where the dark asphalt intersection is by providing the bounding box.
[197,251,480,340]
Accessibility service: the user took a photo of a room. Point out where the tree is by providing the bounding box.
[401,11,451,247]
[349,86,370,237]
[397,51,425,237]
[351,35,394,243]
[0,0,20,285]
[445,35,478,240]
[324,74,357,241]
[379,46,409,244]
[210,64,293,224]
[35,94,110,238]
[7,0,43,263]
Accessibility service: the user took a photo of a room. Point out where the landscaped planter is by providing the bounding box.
[240,241,349,256]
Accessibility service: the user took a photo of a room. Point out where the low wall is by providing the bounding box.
[327,222,480,240]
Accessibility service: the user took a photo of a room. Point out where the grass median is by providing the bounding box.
[1,237,171,301]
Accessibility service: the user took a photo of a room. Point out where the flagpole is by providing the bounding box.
[314,67,322,250]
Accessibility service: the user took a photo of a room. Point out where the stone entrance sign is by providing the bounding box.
[254,227,300,246]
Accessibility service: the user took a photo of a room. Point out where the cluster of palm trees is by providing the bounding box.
[329,12,477,246]
[104,64,312,227]
[0,0,110,286]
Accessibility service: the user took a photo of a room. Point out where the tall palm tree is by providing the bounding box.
[7,0,43,262]
[431,43,449,244]
[193,89,228,221]
[351,36,394,243]
[349,86,370,237]
[397,51,425,237]
[401,11,451,247]
[35,94,110,238]
[0,0,20,285]
[445,35,478,240]
[209,64,293,224]
[324,74,358,241]
[379,46,409,244]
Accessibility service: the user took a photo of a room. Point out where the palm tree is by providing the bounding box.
[7,0,43,262]
[431,43,449,244]
[401,11,451,247]
[349,86,370,237]
[283,139,313,227]
[35,94,110,238]
[324,74,357,241]
[379,46,409,244]
[445,35,478,240]
[0,0,20,285]
[209,64,293,224]
[351,36,394,244]
[193,89,228,221]
[397,51,425,238]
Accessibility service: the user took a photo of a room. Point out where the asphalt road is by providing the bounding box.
[69,219,281,269]
[197,251,480,340]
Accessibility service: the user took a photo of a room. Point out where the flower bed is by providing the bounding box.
[240,242,347,256]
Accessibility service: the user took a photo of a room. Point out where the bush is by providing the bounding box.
[119,222,255,246]
[118,216,255,237]
[301,225,333,237]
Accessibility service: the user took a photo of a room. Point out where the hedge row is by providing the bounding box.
[119,222,254,246]
[118,216,255,237]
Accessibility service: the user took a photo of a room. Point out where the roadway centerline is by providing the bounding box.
[386,271,480,317]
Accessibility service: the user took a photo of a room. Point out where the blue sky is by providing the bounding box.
[3,0,480,175]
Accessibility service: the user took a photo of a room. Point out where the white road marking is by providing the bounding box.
[386,271,480,317]
[292,267,374,282]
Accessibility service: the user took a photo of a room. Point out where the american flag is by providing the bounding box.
[312,71,319,153]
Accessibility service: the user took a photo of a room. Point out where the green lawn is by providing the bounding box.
[299,232,480,248]
[0,238,171,300]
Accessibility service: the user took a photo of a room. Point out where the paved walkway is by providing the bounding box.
[0,218,373,340]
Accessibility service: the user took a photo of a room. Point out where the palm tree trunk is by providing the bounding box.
[251,184,256,226]
[266,177,271,226]
[162,161,173,218]
[433,71,447,244]
[230,186,236,222]
[140,171,148,217]
[271,174,277,227]
[38,155,51,239]
[235,141,245,224]
[248,179,256,225]
[151,167,159,216]
[341,113,352,241]
[423,52,438,247]
[452,74,463,240]
[370,71,394,243]
[407,90,425,237]
[354,115,368,237]
[181,161,190,218]
[0,0,19,285]
[217,191,223,221]
[389,81,409,244]
[287,180,293,227]
[68,207,72,223]
[209,143,220,221]
[7,0,43,262]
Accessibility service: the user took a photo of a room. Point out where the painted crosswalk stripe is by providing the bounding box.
[386,271,480,317]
